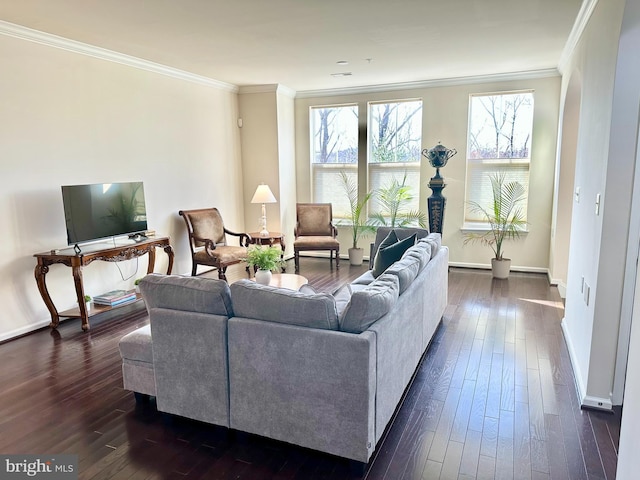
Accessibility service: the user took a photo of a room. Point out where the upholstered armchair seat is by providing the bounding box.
[293,236,340,249]
[293,203,339,272]
[179,207,250,280]
[193,246,247,265]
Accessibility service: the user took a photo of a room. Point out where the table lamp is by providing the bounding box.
[251,183,277,236]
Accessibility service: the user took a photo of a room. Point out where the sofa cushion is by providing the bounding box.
[385,254,421,294]
[401,241,432,271]
[332,283,353,320]
[372,232,417,277]
[340,274,399,333]
[352,270,375,285]
[118,324,153,363]
[140,274,233,317]
[419,232,442,259]
[230,279,339,330]
[299,284,318,295]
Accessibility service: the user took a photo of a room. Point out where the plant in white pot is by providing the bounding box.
[244,245,284,285]
[339,171,376,265]
[463,173,527,279]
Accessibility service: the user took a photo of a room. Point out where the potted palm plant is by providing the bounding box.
[339,172,376,265]
[371,173,427,228]
[463,173,527,279]
[244,245,285,285]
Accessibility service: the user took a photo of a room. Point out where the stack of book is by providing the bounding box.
[93,289,137,306]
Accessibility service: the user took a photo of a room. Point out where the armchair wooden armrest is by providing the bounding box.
[225,228,251,247]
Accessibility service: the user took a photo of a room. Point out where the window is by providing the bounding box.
[310,105,358,218]
[368,100,423,220]
[465,91,534,225]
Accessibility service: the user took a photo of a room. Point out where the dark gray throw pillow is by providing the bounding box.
[372,232,417,277]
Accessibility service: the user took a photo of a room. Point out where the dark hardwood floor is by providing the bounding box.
[0,258,621,479]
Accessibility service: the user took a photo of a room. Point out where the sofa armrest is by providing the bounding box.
[228,318,376,463]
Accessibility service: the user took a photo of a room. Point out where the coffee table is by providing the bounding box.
[252,273,308,290]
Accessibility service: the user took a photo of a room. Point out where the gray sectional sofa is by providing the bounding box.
[118,231,448,464]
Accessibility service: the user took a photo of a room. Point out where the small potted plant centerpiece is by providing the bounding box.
[84,294,91,311]
[134,278,142,294]
[339,171,376,265]
[245,245,284,285]
[463,173,527,279]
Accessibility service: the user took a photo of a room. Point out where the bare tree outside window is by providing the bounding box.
[466,92,534,225]
[469,93,533,160]
[310,105,358,217]
[368,100,423,219]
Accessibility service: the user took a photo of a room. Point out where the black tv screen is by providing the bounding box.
[61,182,148,245]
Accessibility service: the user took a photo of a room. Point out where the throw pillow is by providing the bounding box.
[371,229,398,276]
[372,232,418,278]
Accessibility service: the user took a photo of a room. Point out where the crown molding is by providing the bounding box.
[558,0,599,74]
[238,84,297,98]
[296,68,560,98]
[238,84,279,94]
[0,20,238,92]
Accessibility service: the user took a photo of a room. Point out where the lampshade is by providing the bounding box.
[251,184,277,204]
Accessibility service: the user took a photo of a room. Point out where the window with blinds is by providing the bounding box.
[368,100,423,218]
[465,91,534,225]
[310,104,358,218]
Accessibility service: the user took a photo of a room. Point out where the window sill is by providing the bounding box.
[461,223,529,234]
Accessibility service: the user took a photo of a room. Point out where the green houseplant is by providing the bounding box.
[83,294,91,311]
[463,173,527,279]
[371,173,427,228]
[339,171,376,265]
[244,245,284,285]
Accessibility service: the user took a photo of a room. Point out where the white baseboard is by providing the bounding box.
[581,395,613,411]
[0,319,50,343]
[547,274,567,298]
[557,282,567,298]
[448,261,548,274]
[561,317,613,412]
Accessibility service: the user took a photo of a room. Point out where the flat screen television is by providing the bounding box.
[61,182,148,246]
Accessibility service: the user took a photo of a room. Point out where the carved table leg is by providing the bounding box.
[164,245,175,274]
[34,261,60,329]
[147,248,157,274]
[72,264,90,331]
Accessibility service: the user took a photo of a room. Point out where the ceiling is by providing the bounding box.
[0,0,583,93]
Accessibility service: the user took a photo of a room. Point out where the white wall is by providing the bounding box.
[559,0,628,410]
[238,88,281,238]
[611,0,640,475]
[294,76,560,270]
[0,31,244,341]
[276,88,297,256]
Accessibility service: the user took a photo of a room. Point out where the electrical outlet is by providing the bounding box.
[595,193,601,215]
[575,187,581,203]
[581,276,584,293]
[584,283,590,306]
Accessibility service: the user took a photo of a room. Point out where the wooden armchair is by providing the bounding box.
[293,203,339,273]
[179,207,250,280]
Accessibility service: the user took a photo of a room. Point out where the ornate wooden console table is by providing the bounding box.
[34,236,174,331]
